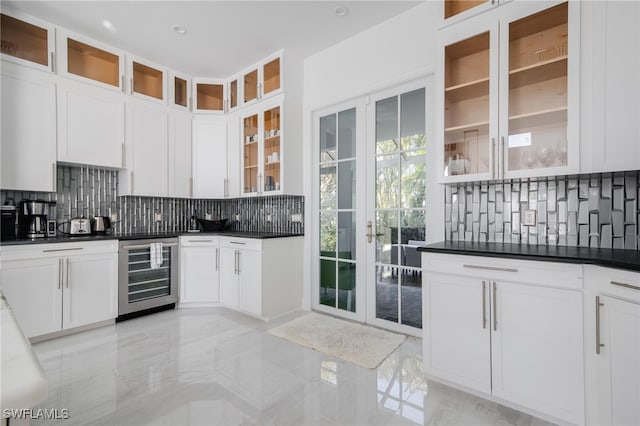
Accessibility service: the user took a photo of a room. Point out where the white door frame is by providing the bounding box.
[365,77,431,338]
[311,97,367,323]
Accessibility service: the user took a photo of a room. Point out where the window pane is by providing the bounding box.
[320,211,336,257]
[376,210,398,264]
[376,96,398,154]
[320,259,336,307]
[338,108,356,159]
[337,212,356,260]
[400,89,425,139]
[400,210,426,244]
[401,269,422,328]
[376,154,399,209]
[401,149,426,209]
[376,265,398,323]
[320,114,336,162]
[337,160,356,210]
[338,262,356,312]
[319,164,336,210]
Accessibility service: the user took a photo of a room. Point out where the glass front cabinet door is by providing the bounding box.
[241,99,283,196]
[437,0,578,183]
[193,79,225,114]
[0,11,55,72]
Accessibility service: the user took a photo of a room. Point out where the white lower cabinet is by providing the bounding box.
[584,266,640,426]
[0,241,118,340]
[219,236,302,319]
[179,236,219,305]
[423,253,584,425]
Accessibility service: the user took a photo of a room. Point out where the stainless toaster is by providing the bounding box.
[69,217,91,235]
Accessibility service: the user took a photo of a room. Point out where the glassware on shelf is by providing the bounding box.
[557,142,568,165]
[521,148,537,168]
[536,144,555,167]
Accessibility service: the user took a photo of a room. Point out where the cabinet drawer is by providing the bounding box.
[422,253,583,290]
[179,235,219,247]
[219,237,262,252]
[1,241,118,261]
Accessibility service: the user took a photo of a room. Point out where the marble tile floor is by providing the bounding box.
[31,308,555,426]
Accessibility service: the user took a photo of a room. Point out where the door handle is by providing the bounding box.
[366,221,384,244]
[482,281,487,329]
[492,282,497,331]
[596,296,605,354]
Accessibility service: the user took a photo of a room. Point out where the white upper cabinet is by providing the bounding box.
[193,78,225,114]
[0,10,55,72]
[120,100,168,197]
[580,0,640,173]
[127,55,167,104]
[168,110,193,198]
[241,51,283,108]
[57,29,125,92]
[192,116,227,198]
[170,71,192,111]
[438,1,579,183]
[1,63,57,192]
[57,78,125,169]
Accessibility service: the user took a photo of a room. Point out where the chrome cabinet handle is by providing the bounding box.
[52,163,57,192]
[610,281,639,291]
[596,296,605,354]
[43,247,83,253]
[482,281,487,329]
[189,177,193,198]
[500,137,505,178]
[229,241,246,245]
[66,258,70,289]
[216,247,219,271]
[131,171,134,193]
[121,75,125,92]
[124,243,177,250]
[463,264,517,273]
[187,239,214,243]
[237,250,241,274]
[492,138,497,179]
[51,52,55,72]
[492,282,497,331]
[58,258,62,290]
[121,143,126,168]
[130,77,134,95]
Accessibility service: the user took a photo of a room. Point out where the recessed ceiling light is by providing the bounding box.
[172,24,188,35]
[335,6,349,17]
[102,19,116,33]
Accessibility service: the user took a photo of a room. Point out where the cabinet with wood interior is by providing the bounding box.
[241,96,283,196]
[219,236,302,320]
[583,266,640,426]
[170,71,192,111]
[179,236,220,305]
[127,56,167,104]
[437,1,579,183]
[241,51,282,107]
[193,78,225,114]
[168,109,193,198]
[227,74,240,112]
[0,241,118,340]
[579,0,640,173]
[0,10,55,72]
[119,100,168,197]
[0,62,57,192]
[57,29,125,92]
[422,253,584,425]
[57,77,125,169]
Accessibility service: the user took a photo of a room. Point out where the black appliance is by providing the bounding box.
[1,205,17,241]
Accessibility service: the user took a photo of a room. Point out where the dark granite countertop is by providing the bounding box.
[418,241,640,273]
[0,231,304,246]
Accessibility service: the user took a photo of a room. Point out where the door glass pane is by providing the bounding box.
[337,262,356,312]
[320,259,336,307]
[197,83,224,111]
[319,211,336,257]
[319,165,336,210]
[230,79,238,109]
[337,160,355,210]
[400,210,426,244]
[263,57,280,95]
[320,114,337,163]
[338,211,355,260]
[376,154,399,209]
[401,149,426,209]
[400,89,425,147]
[444,33,490,176]
[507,3,568,172]
[376,97,398,154]
[338,108,356,159]
[263,106,281,192]
[67,38,119,87]
[1,14,49,66]
[243,114,258,193]
[244,69,258,103]
[133,62,163,100]
[174,77,187,107]
[401,270,422,328]
[376,265,398,323]
[376,210,397,264]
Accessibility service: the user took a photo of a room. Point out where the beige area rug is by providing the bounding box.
[268,312,406,369]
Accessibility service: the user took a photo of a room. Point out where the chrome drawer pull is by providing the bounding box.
[229,241,246,245]
[492,282,497,331]
[125,243,177,249]
[463,264,518,273]
[43,247,83,253]
[596,296,605,354]
[610,281,639,291]
[188,240,214,243]
[482,281,487,329]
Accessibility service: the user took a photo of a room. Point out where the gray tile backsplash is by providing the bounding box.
[1,165,304,235]
[444,171,640,250]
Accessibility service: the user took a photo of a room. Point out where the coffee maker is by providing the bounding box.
[18,200,53,239]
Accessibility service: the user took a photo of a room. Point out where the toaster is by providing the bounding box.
[69,217,91,235]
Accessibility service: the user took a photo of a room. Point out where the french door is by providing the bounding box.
[313,79,428,335]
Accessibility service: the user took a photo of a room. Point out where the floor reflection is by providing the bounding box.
[30,308,553,426]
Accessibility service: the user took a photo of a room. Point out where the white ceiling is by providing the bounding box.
[3,1,423,77]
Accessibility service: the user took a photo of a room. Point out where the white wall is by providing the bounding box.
[300,1,443,310]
